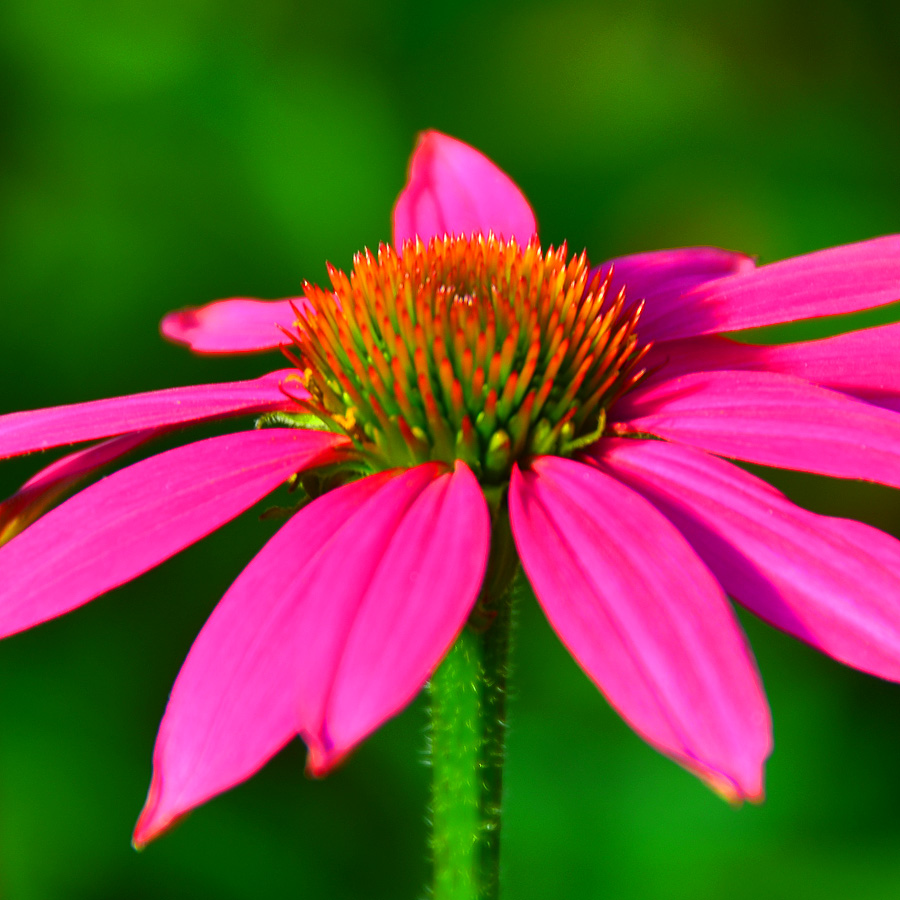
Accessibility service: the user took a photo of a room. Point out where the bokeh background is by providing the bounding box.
[2,1,900,897]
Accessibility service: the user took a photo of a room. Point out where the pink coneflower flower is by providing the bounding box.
[2,132,900,855]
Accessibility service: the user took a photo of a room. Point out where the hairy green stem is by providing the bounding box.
[428,565,515,900]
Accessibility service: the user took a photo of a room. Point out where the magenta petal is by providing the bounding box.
[0,369,303,460]
[306,462,489,773]
[0,431,153,546]
[635,234,900,342]
[614,369,900,488]
[592,438,900,681]
[509,456,771,800]
[392,131,537,248]
[593,247,755,309]
[646,325,900,412]
[133,462,488,845]
[160,298,308,354]
[0,429,346,638]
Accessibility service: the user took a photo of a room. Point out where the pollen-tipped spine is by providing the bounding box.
[285,234,649,482]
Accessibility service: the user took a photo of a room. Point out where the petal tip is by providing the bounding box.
[302,728,349,779]
[159,308,196,347]
[698,761,766,807]
[131,769,197,850]
[158,298,297,355]
[393,130,537,248]
[131,771,175,849]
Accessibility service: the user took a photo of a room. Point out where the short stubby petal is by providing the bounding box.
[0,370,303,460]
[392,131,537,248]
[592,246,755,312]
[645,325,900,412]
[0,431,153,547]
[160,298,309,354]
[592,438,900,682]
[635,234,900,342]
[509,456,771,801]
[0,428,347,638]
[133,461,489,845]
[613,369,900,489]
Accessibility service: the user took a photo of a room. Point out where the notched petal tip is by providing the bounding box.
[302,729,351,780]
[159,306,215,349]
[687,761,764,807]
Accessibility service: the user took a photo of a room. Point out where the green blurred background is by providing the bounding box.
[2,1,900,897]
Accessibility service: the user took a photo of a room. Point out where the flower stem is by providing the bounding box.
[428,556,516,900]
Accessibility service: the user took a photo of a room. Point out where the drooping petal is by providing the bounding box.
[634,234,900,343]
[0,429,347,638]
[592,438,900,681]
[613,369,900,488]
[160,298,308,354]
[0,431,153,547]
[0,370,303,460]
[133,461,488,846]
[392,131,537,248]
[644,325,900,411]
[304,462,489,773]
[509,456,771,800]
[592,247,755,310]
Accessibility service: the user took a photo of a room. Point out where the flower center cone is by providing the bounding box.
[287,234,652,484]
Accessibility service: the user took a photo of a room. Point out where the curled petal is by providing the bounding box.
[160,298,308,354]
[393,131,537,248]
[645,325,900,412]
[592,438,900,682]
[0,431,153,547]
[635,234,900,342]
[0,429,347,638]
[509,456,771,801]
[133,462,489,845]
[0,370,303,460]
[614,369,900,488]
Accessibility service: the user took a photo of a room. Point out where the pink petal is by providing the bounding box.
[133,462,488,845]
[509,456,771,800]
[634,234,900,342]
[392,131,537,248]
[0,370,303,460]
[645,325,900,411]
[593,438,900,682]
[304,462,489,774]
[0,428,346,638]
[614,369,900,488]
[0,431,153,547]
[592,247,755,309]
[160,298,308,354]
